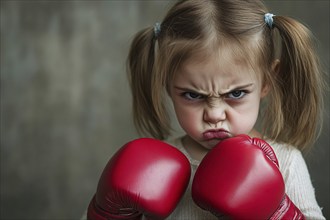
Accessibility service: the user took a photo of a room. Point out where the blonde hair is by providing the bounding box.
[127,0,325,151]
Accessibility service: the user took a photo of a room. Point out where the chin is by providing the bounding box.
[202,139,223,150]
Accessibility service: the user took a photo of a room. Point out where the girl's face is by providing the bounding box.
[170,48,268,154]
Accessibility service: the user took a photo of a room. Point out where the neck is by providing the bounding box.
[182,135,209,161]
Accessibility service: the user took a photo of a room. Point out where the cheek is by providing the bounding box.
[229,100,260,135]
[172,101,200,135]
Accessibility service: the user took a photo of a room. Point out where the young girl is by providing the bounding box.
[126,0,325,219]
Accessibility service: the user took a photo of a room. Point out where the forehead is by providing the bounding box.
[180,41,260,78]
[162,36,265,91]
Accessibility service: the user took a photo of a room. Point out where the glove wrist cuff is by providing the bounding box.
[270,195,305,220]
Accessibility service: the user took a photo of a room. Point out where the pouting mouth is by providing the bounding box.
[202,129,231,140]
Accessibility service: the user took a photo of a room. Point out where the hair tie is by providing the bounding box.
[154,22,161,38]
[264,13,275,28]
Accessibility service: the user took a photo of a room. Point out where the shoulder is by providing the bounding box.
[267,140,308,180]
[267,140,300,154]
[267,141,325,219]
[268,140,304,164]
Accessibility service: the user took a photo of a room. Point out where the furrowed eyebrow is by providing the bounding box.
[224,83,254,93]
[173,83,254,96]
[173,86,208,96]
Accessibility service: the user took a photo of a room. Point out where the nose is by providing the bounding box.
[203,103,226,125]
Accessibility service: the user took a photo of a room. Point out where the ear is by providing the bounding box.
[272,59,280,75]
[260,81,270,98]
[260,59,280,98]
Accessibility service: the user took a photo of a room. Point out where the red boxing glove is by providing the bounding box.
[88,138,191,220]
[192,134,305,220]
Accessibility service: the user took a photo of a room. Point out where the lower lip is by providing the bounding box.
[203,130,230,140]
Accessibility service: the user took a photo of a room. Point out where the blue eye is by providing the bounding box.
[183,92,204,100]
[227,90,246,99]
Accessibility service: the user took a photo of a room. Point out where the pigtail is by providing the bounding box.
[269,16,324,150]
[127,27,170,140]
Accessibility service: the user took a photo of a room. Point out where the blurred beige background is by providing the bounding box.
[1,1,329,219]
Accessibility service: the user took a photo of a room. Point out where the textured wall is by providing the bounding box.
[1,1,329,219]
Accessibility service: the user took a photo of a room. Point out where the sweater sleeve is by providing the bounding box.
[272,143,325,220]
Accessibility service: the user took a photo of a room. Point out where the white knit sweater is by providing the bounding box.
[165,137,325,220]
